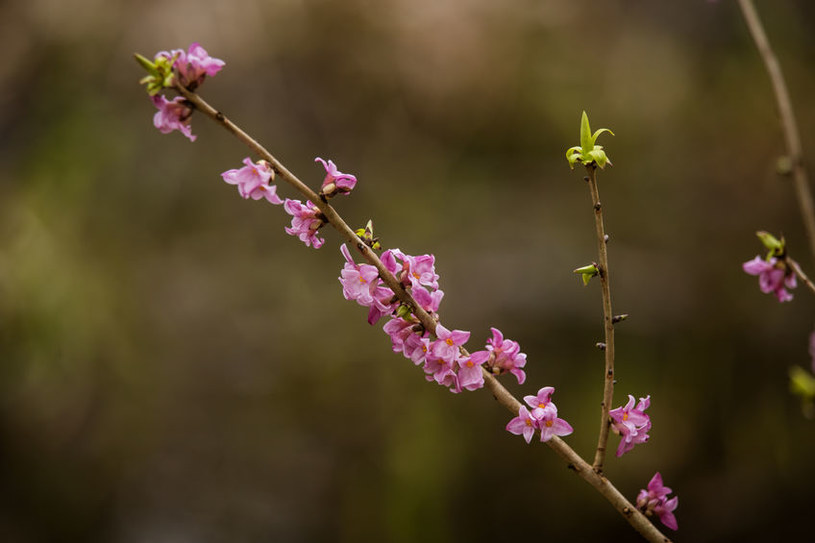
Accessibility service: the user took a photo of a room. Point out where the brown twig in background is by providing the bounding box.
[737,0,815,264]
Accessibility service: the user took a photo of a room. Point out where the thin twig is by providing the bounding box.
[175,85,671,543]
[737,0,815,264]
[785,256,815,297]
[586,167,616,473]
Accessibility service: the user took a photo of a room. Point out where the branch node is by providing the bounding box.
[594,202,602,211]
[611,314,629,324]
[215,111,225,122]
[596,342,606,351]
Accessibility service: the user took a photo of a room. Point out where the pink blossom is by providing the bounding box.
[315,157,357,196]
[159,42,225,88]
[221,158,283,204]
[485,327,527,384]
[151,95,195,141]
[338,244,380,306]
[524,386,557,419]
[537,410,574,442]
[431,324,470,363]
[383,317,416,354]
[283,199,325,248]
[412,286,444,314]
[506,406,538,444]
[507,387,573,443]
[742,255,796,302]
[636,472,678,531]
[457,350,488,391]
[610,395,651,457]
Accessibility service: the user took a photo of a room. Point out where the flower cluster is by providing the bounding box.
[139,43,225,141]
[636,472,678,531]
[284,199,326,248]
[506,387,573,443]
[742,256,796,302]
[338,243,528,393]
[221,158,283,204]
[609,394,651,457]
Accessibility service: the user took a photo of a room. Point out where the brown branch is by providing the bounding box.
[785,256,815,297]
[737,0,815,264]
[585,167,616,473]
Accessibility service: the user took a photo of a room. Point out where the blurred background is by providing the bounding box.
[1,0,814,541]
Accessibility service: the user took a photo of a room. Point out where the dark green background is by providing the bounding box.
[1,1,814,541]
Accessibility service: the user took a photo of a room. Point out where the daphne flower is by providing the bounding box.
[283,199,325,248]
[636,472,678,531]
[221,158,283,204]
[743,255,796,302]
[524,387,557,419]
[537,410,574,442]
[158,42,225,88]
[316,157,357,197]
[485,327,527,384]
[431,324,470,363]
[506,406,538,444]
[151,95,195,141]
[610,395,651,457]
[338,244,380,306]
[458,350,488,391]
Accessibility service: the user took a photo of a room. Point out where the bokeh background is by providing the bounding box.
[2,0,815,541]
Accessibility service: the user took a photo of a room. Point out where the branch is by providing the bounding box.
[737,0,815,264]
[784,256,815,297]
[175,85,671,543]
[585,168,616,473]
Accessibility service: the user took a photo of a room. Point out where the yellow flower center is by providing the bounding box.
[545,420,553,428]
[445,338,454,346]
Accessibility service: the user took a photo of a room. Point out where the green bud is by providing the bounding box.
[396,304,413,320]
[134,51,177,96]
[573,263,599,285]
[756,231,785,257]
[566,111,614,170]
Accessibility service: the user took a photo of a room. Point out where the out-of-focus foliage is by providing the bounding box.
[2,1,815,541]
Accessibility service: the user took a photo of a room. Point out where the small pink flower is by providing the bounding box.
[338,244,380,306]
[507,387,573,443]
[537,410,574,442]
[743,255,796,302]
[221,158,283,204]
[315,157,357,197]
[485,327,527,384]
[457,350,488,391]
[637,472,678,531]
[431,324,470,363]
[610,395,651,457]
[159,42,225,88]
[151,95,195,141]
[283,199,325,248]
[524,386,558,419]
[506,406,538,444]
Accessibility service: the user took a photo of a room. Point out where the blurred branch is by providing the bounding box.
[784,256,815,297]
[737,0,815,264]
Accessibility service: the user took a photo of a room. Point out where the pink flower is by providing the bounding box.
[151,95,195,141]
[159,42,225,88]
[743,255,796,302]
[383,317,416,354]
[506,406,538,444]
[485,327,527,384]
[507,387,573,443]
[431,324,470,363]
[537,410,574,442]
[610,395,651,457]
[524,386,557,419]
[457,350,488,391]
[315,157,357,197]
[283,199,325,248]
[221,158,283,204]
[636,472,678,531]
[338,244,380,306]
